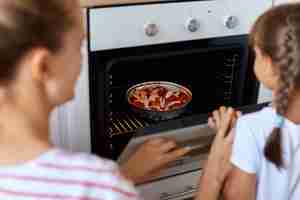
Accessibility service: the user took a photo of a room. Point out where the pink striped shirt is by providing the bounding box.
[0,149,140,200]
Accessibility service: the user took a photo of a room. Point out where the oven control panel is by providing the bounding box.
[88,0,272,51]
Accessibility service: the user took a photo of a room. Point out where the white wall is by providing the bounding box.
[50,39,91,152]
[50,9,91,153]
[258,85,272,103]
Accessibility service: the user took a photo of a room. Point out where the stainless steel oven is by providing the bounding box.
[85,0,273,199]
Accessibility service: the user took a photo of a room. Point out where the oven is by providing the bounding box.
[86,0,272,199]
[90,35,258,158]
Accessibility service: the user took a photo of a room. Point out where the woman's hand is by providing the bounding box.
[120,138,190,185]
[196,107,241,200]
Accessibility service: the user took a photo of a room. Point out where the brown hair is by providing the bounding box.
[0,0,75,83]
[250,4,300,168]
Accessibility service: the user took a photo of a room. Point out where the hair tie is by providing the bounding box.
[275,114,285,128]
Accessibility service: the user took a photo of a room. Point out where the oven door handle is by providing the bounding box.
[186,143,210,151]
[179,134,215,151]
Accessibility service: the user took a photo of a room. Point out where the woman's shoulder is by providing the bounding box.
[33,149,139,199]
[42,149,137,190]
[46,149,119,172]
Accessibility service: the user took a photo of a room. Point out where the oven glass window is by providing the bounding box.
[105,47,245,137]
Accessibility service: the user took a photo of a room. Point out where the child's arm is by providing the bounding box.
[223,166,257,200]
[222,108,260,200]
[195,107,240,200]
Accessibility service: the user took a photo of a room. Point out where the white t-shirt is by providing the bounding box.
[231,107,300,200]
[289,149,300,200]
[0,149,141,200]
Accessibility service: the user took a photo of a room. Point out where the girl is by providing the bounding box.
[0,0,191,199]
[218,3,300,200]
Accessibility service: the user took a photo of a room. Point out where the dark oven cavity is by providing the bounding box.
[89,35,258,159]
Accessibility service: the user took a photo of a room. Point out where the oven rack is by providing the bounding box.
[108,112,148,137]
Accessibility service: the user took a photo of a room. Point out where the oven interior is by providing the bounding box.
[89,35,259,159]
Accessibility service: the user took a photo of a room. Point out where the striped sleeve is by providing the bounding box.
[0,149,142,200]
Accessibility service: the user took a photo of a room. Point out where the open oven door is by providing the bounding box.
[118,102,270,200]
[118,102,270,181]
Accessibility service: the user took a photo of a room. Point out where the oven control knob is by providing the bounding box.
[186,18,200,32]
[224,16,238,29]
[144,23,159,37]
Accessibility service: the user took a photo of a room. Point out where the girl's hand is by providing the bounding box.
[196,108,241,200]
[208,106,241,132]
[204,107,241,185]
[120,138,190,185]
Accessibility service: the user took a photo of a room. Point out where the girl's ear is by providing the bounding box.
[29,48,52,83]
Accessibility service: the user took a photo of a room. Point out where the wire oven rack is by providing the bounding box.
[108,112,148,137]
